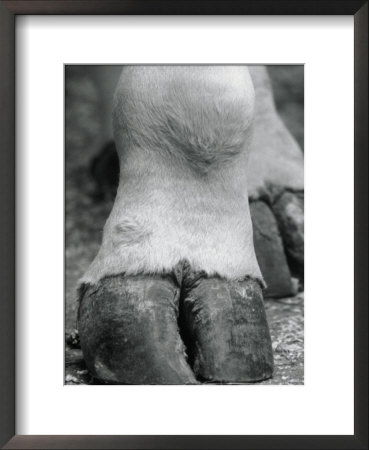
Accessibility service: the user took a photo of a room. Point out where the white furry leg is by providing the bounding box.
[81,66,263,287]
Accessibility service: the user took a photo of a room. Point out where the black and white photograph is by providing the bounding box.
[1,3,365,445]
[65,65,304,385]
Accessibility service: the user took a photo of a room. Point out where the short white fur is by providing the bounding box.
[81,66,263,285]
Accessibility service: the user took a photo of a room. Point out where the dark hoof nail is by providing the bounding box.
[183,277,274,383]
[78,274,197,385]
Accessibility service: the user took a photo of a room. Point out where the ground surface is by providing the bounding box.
[65,65,304,385]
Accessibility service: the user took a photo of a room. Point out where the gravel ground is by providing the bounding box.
[65,66,304,385]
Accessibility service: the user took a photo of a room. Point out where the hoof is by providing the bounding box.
[78,274,197,384]
[272,191,304,278]
[182,275,274,383]
[250,200,295,298]
[78,265,273,384]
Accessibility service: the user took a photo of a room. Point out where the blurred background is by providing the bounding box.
[65,66,304,385]
[269,66,304,150]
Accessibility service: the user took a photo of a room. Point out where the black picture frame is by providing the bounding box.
[0,1,367,449]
